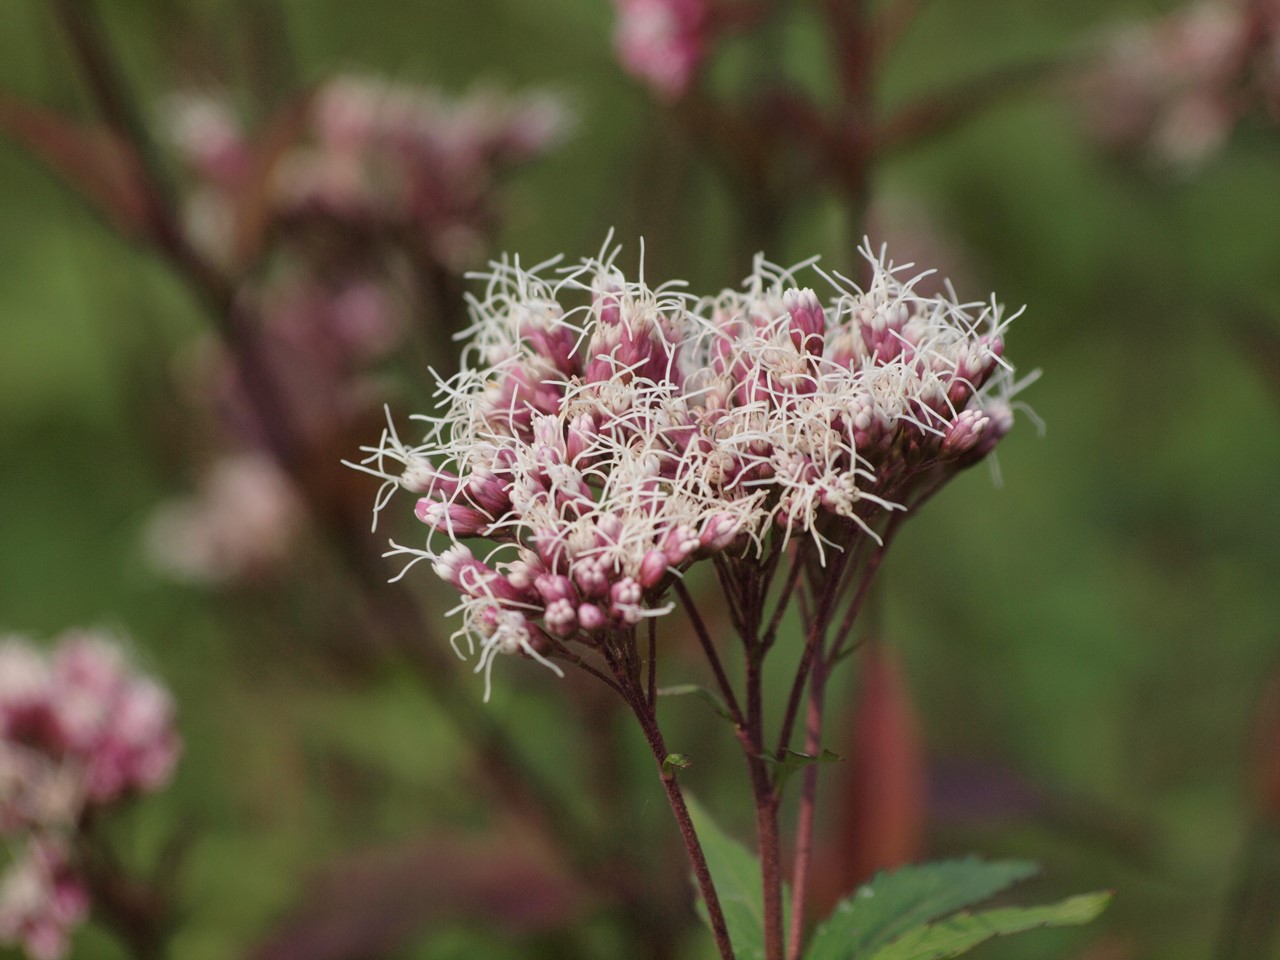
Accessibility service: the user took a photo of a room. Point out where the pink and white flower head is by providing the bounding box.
[1084,0,1280,167]
[0,838,89,960]
[0,631,180,825]
[355,239,1030,697]
[613,0,710,99]
[165,75,571,269]
[0,631,178,958]
[280,76,572,269]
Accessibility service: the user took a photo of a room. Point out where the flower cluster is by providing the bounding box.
[167,75,572,268]
[612,0,710,99]
[144,453,302,585]
[149,77,572,588]
[357,242,1026,697]
[0,632,180,959]
[1084,0,1280,166]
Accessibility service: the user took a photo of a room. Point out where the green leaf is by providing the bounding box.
[663,753,694,776]
[658,684,736,723]
[805,858,1040,960]
[760,748,841,791]
[865,892,1112,960]
[684,795,784,960]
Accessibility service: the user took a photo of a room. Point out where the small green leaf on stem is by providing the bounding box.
[658,684,736,723]
[663,753,694,777]
[761,748,841,791]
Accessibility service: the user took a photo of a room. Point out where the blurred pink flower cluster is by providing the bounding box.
[141,274,391,586]
[146,76,572,588]
[359,242,1026,696]
[144,453,303,585]
[167,75,572,269]
[612,0,710,99]
[0,631,179,959]
[1086,0,1280,166]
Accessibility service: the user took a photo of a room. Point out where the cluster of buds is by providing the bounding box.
[356,241,1027,697]
[0,631,180,959]
[166,75,571,269]
[1084,0,1280,166]
[612,0,711,99]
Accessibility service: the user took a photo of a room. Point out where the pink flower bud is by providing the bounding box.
[637,549,670,588]
[698,513,742,553]
[414,499,491,536]
[432,544,476,587]
[661,524,699,565]
[939,409,991,460]
[481,609,533,656]
[610,577,643,612]
[784,288,826,356]
[565,414,597,464]
[571,556,611,599]
[466,469,512,516]
[531,416,566,463]
[577,603,607,632]
[543,599,578,638]
[534,574,577,606]
[516,306,579,375]
[504,558,540,592]
[435,549,525,602]
[967,402,1014,462]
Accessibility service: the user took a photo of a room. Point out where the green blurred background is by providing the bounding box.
[2,0,1279,957]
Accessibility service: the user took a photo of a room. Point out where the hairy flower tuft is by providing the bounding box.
[355,240,1030,696]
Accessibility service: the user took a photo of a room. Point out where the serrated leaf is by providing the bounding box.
[805,858,1040,960]
[658,684,736,723]
[865,891,1112,960]
[685,794,794,960]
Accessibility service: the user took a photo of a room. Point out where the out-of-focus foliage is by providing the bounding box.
[1,0,1279,958]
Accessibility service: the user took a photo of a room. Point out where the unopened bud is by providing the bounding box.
[577,603,607,631]
[565,413,597,463]
[534,573,577,605]
[784,288,826,356]
[432,544,476,587]
[661,524,699,565]
[543,599,578,638]
[939,409,990,460]
[415,499,490,536]
[637,548,670,588]
[698,513,742,553]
